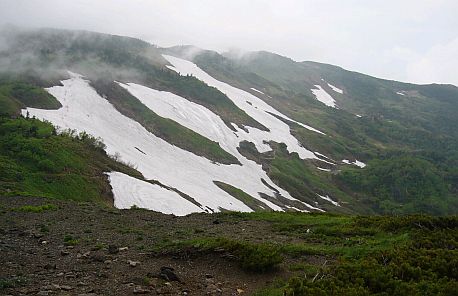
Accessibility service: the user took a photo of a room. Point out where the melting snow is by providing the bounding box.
[108,172,203,216]
[327,83,343,94]
[311,85,337,108]
[163,55,326,158]
[317,194,340,207]
[317,167,331,172]
[342,159,366,168]
[22,72,319,214]
[250,87,264,94]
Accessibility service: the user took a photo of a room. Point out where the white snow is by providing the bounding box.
[23,72,322,214]
[108,171,203,216]
[327,83,343,94]
[342,159,366,168]
[163,55,326,159]
[396,91,406,96]
[356,114,362,118]
[317,194,340,207]
[250,87,264,94]
[317,167,331,172]
[311,85,338,108]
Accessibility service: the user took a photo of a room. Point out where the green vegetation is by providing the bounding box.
[0,77,61,116]
[339,156,457,215]
[63,234,79,246]
[213,181,269,210]
[91,80,239,164]
[0,116,140,203]
[11,203,57,212]
[184,49,458,215]
[155,237,283,272]
[229,212,457,296]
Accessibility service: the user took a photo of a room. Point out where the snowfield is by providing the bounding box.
[22,72,324,215]
[311,85,338,108]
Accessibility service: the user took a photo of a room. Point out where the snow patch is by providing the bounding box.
[317,194,340,207]
[108,172,203,216]
[342,159,366,168]
[396,91,406,96]
[311,85,337,108]
[317,167,331,172]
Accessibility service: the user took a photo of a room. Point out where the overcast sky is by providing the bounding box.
[1,0,457,86]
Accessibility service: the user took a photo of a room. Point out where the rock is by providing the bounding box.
[237,288,245,294]
[44,263,56,270]
[60,285,73,291]
[128,260,140,267]
[159,266,180,282]
[119,246,129,252]
[212,219,221,225]
[56,272,64,277]
[133,286,151,294]
[108,244,119,254]
[61,250,70,256]
[205,274,213,279]
[37,291,51,296]
[41,241,48,245]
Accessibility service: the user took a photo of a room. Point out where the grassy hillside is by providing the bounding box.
[0,116,141,204]
[171,48,458,215]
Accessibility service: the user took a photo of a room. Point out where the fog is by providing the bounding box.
[0,0,457,86]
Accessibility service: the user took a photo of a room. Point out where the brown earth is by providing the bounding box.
[0,196,320,295]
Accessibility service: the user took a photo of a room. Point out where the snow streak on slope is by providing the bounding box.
[250,87,264,94]
[317,194,340,207]
[108,172,203,215]
[163,55,325,160]
[327,83,343,94]
[311,85,338,108]
[23,72,305,214]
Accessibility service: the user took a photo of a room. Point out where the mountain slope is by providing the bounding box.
[0,28,456,215]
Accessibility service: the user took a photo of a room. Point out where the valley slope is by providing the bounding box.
[0,27,457,215]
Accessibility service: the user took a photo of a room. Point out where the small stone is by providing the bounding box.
[128,260,139,267]
[61,250,70,256]
[119,247,129,252]
[41,240,48,245]
[237,288,244,294]
[56,272,64,277]
[133,286,151,294]
[159,266,180,282]
[58,285,72,291]
[37,291,50,296]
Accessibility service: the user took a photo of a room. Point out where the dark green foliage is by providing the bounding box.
[156,237,283,272]
[250,214,457,296]
[0,116,141,202]
[0,77,61,116]
[340,156,456,215]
